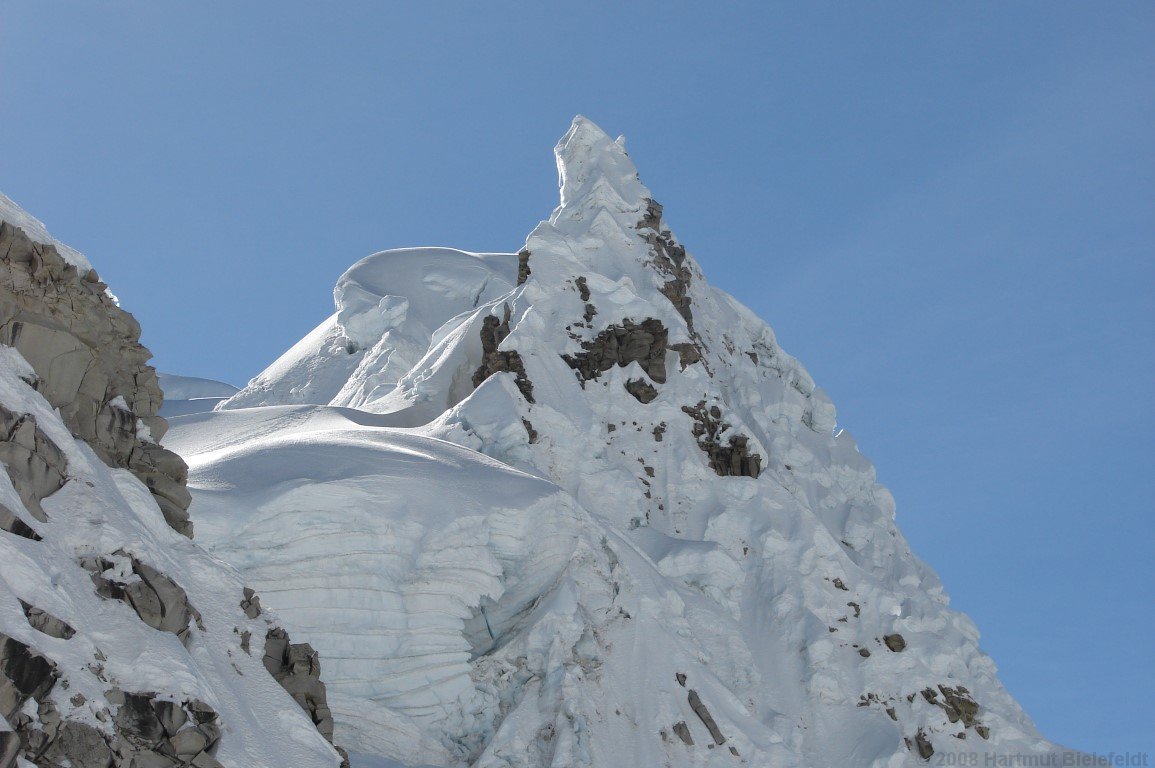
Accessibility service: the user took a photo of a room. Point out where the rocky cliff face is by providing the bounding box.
[0,220,191,537]
[0,197,346,768]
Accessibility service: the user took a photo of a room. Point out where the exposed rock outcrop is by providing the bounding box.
[0,221,192,537]
[910,728,934,759]
[263,628,348,765]
[686,689,726,747]
[0,732,20,768]
[239,586,262,619]
[0,405,66,524]
[574,276,597,322]
[516,248,532,285]
[924,684,982,729]
[860,683,987,749]
[80,551,203,645]
[108,690,224,766]
[1,636,228,768]
[680,401,761,478]
[0,500,40,541]
[638,199,694,331]
[625,378,658,404]
[884,633,907,652]
[563,318,668,385]
[0,633,58,722]
[473,305,534,403]
[18,601,75,641]
[1,203,347,766]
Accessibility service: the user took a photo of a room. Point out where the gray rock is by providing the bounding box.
[39,719,115,768]
[168,726,211,757]
[0,220,191,536]
[80,553,199,644]
[914,728,934,759]
[680,401,761,478]
[0,405,67,522]
[574,276,591,302]
[624,378,658,404]
[1,219,349,765]
[0,632,59,720]
[575,278,597,321]
[0,500,41,540]
[112,692,166,745]
[18,600,76,640]
[562,318,669,384]
[263,628,344,752]
[686,689,726,746]
[190,751,227,768]
[472,304,534,403]
[126,753,180,768]
[100,692,224,765]
[151,699,187,738]
[239,587,261,619]
[936,685,981,728]
[637,198,694,330]
[884,634,906,653]
[0,731,20,768]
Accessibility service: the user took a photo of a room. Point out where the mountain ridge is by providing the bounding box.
[164,117,1074,766]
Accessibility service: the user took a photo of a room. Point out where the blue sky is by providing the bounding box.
[2,1,1152,754]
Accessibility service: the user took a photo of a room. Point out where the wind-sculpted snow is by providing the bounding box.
[224,248,517,413]
[166,407,588,763]
[158,373,240,417]
[188,117,1074,766]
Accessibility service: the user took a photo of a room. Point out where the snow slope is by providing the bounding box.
[171,117,1073,766]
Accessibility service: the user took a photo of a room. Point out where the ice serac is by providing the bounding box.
[190,117,1075,766]
[0,197,346,768]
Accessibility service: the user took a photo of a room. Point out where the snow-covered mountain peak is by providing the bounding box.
[553,115,647,215]
[191,118,1073,766]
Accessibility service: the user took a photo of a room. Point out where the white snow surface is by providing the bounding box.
[222,248,517,413]
[169,117,1072,766]
[0,348,342,767]
[0,191,92,272]
[159,374,241,401]
[158,373,240,418]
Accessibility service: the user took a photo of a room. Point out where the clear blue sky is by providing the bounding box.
[2,1,1151,755]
